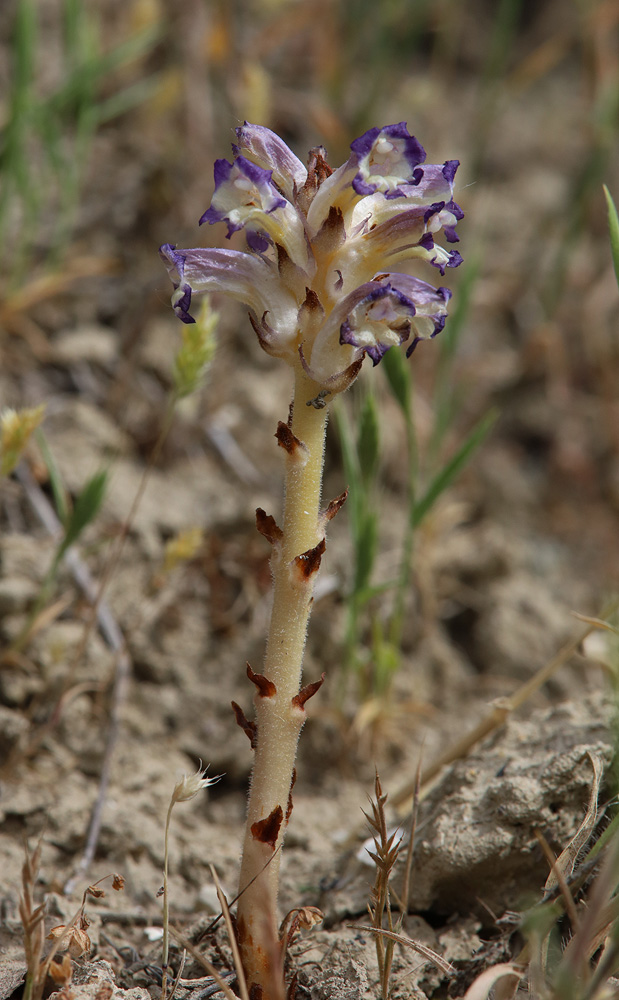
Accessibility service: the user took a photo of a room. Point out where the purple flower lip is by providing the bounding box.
[199,156,287,234]
[351,122,426,196]
[442,160,459,184]
[431,249,463,274]
[159,244,195,323]
[338,281,424,364]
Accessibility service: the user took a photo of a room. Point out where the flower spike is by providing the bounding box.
[161,121,463,393]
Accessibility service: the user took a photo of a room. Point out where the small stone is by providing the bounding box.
[310,957,369,1000]
[53,326,117,366]
[0,705,29,756]
[197,883,221,913]
[0,577,38,615]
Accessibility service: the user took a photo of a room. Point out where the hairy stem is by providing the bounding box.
[236,363,329,996]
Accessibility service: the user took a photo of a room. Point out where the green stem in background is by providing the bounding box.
[236,363,330,996]
[334,396,380,694]
[9,463,108,655]
[388,386,417,655]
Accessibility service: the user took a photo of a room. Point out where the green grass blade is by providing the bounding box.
[382,343,411,418]
[333,402,362,533]
[57,468,108,557]
[0,0,38,257]
[603,185,619,288]
[354,509,378,595]
[358,392,380,489]
[35,430,69,528]
[413,408,498,528]
[430,252,481,458]
[93,74,162,125]
[353,579,399,604]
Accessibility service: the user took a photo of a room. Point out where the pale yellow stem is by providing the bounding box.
[236,363,329,996]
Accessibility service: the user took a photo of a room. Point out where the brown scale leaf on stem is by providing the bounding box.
[323,489,348,522]
[293,538,326,580]
[251,806,283,848]
[255,508,283,545]
[232,701,258,748]
[275,420,305,457]
[291,673,325,711]
[247,662,276,698]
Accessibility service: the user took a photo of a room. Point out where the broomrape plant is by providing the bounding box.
[160,121,463,997]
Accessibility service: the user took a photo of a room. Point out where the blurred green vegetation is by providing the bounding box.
[0,0,161,284]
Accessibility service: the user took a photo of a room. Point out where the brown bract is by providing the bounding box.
[231,700,258,748]
[323,489,348,522]
[251,805,283,847]
[247,662,276,697]
[256,508,283,544]
[285,768,297,823]
[293,538,326,580]
[275,421,303,456]
[291,672,325,711]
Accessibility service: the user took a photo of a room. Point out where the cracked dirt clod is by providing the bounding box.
[410,691,614,916]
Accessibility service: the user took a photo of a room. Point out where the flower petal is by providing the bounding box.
[307,273,452,382]
[350,122,426,197]
[401,160,461,203]
[199,156,311,271]
[200,156,286,232]
[339,283,414,364]
[234,122,308,200]
[348,160,464,245]
[159,243,299,341]
[328,206,460,296]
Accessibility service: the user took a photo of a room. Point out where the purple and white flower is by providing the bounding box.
[160,121,463,391]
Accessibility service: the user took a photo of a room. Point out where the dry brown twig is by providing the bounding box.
[19,838,47,1000]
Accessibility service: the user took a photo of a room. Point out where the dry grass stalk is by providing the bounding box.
[161,767,219,1000]
[396,754,422,919]
[364,771,400,998]
[210,864,250,1000]
[544,752,603,895]
[19,838,47,1000]
[461,963,523,1000]
[360,767,453,996]
[356,925,454,978]
[169,925,243,1000]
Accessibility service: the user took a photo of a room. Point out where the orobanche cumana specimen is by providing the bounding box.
[161,121,463,997]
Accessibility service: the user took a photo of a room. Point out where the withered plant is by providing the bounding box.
[359,770,452,997]
[19,844,124,1000]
